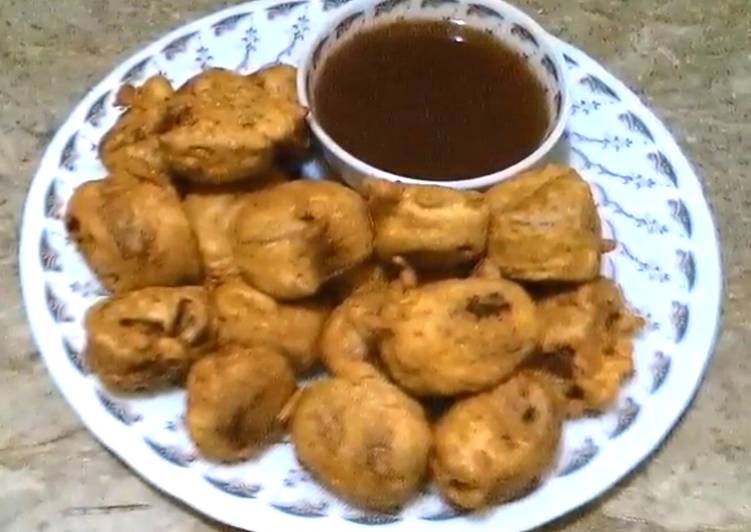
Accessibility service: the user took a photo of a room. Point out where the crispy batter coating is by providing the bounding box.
[99,76,174,185]
[525,278,643,417]
[320,285,394,380]
[363,180,489,269]
[85,287,214,392]
[379,277,538,396]
[211,277,329,373]
[159,68,307,184]
[291,377,431,510]
[66,177,202,293]
[187,344,296,462]
[182,170,291,282]
[251,63,298,103]
[432,373,563,509]
[232,180,373,299]
[327,261,389,301]
[486,165,605,282]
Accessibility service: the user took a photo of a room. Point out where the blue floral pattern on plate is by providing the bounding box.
[17,0,722,531]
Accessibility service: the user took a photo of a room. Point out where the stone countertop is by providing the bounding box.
[0,1,749,531]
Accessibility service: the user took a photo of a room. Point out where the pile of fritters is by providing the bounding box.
[68,67,642,514]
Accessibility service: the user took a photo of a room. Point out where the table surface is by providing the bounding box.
[1,1,749,531]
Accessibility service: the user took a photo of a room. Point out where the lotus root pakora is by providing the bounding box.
[85,287,214,392]
[432,373,563,509]
[187,344,296,462]
[291,377,431,510]
[379,277,538,396]
[99,75,174,185]
[66,177,202,293]
[486,165,608,282]
[525,278,643,417]
[232,180,373,299]
[211,277,329,373]
[363,179,489,269]
[159,68,307,184]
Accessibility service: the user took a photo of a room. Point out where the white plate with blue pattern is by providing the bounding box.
[19,0,722,530]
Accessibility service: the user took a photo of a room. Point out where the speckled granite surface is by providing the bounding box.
[0,1,749,531]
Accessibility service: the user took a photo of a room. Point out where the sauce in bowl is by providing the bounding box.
[313,20,550,181]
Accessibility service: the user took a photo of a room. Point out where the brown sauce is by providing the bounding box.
[313,20,550,181]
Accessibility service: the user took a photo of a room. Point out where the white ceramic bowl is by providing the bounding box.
[297,0,571,190]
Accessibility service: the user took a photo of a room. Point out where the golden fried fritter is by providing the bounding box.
[363,179,489,269]
[486,165,606,282]
[159,68,307,184]
[182,170,291,283]
[66,177,202,293]
[525,278,643,417]
[86,287,214,392]
[320,285,394,380]
[327,261,389,302]
[291,377,431,511]
[100,76,174,185]
[232,180,373,299]
[379,277,538,396]
[211,277,329,373]
[432,373,562,509]
[187,344,296,462]
[251,63,298,103]
[183,191,244,282]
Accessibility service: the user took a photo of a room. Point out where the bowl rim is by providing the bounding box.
[297,0,572,189]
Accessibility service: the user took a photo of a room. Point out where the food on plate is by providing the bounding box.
[431,373,563,509]
[66,176,202,293]
[67,58,645,511]
[232,180,373,299]
[486,165,608,282]
[363,179,489,269]
[187,344,296,461]
[99,75,174,185]
[291,377,431,510]
[525,278,643,417]
[211,277,329,373]
[379,277,538,396]
[85,286,214,392]
[159,68,307,184]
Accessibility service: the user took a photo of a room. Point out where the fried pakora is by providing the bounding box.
[486,165,607,282]
[66,177,202,293]
[326,261,389,301]
[85,286,214,392]
[525,278,643,417]
[187,344,296,462]
[232,180,373,299]
[159,68,307,184]
[363,179,489,269]
[432,373,562,509]
[211,277,329,373]
[251,63,298,104]
[99,76,174,185]
[319,284,394,380]
[379,277,538,396]
[291,377,431,511]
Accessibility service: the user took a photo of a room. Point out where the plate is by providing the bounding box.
[18,1,722,531]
